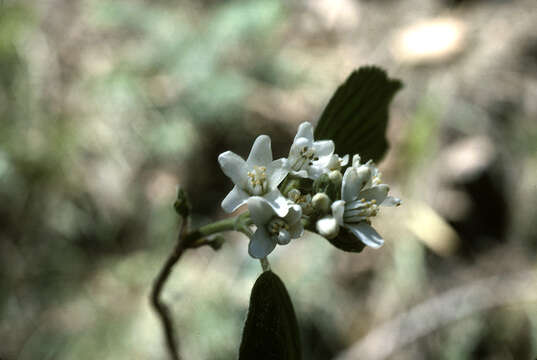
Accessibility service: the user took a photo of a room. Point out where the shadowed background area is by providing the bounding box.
[1,0,537,359]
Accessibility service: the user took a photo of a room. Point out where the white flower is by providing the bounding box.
[330,161,401,248]
[322,154,349,172]
[247,197,304,259]
[218,135,289,216]
[287,188,314,215]
[288,122,335,179]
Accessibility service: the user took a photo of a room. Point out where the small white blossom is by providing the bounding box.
[288,122,335,179]
[287,188,314,215]
[322,154,349,172]
[247,197,304,259]
[330,160,401,248]
[218,135,289,216]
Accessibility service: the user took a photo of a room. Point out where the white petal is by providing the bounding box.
[345,222,384,248]
[363,161,379,186]
[276,229,291,245]
[342,167,359,202]
[263,189,289,217]
[218,151,248,186]
[246,135,272,166]
[382,196,402,207]
[267,158,288,189]
[352,154,361,167]
[290,169,308,178]
[331,200,346,225]
[313,140,334,157]
[294,122,314,141]
[323,154,340,170]
[307,164,326,180]
[288,137,311,167]
[359,184,389,204]
[355,166,372,190]
[284,204,302,225]
[247,196,274,226]
[340,154,349,167]
[221,186,249,213]
[248,228,277,259]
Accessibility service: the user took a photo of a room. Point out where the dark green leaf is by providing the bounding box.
[314,66,403,163]
[239,271,302,360]
[326,227,366,253]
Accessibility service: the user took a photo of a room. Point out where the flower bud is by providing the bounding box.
[328,170,342,185]
[312,192,331,213]
[174,187,191,218]
[316,217,340,239]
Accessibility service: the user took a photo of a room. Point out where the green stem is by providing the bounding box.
[187,212,252,247]
[279,176,291,195]
[260,257,271,272]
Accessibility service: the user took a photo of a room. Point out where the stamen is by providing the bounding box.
[247,166,268,195]
[344,198,380,223]
[292,145,317,171]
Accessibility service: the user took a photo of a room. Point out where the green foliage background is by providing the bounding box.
[1,1,537,359]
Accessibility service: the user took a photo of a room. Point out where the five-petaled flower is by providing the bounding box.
[247,196,304,259]
[287,122,335,179]
[329,156,401,248]
[218,135,289,217]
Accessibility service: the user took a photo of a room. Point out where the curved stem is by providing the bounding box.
[150,217,189,360]
[150,212,251,360]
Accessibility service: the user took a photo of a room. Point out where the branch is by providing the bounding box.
[150,213,250,360]
[150,217,190,360]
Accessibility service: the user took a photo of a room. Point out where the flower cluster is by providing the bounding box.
[218,122,401,259]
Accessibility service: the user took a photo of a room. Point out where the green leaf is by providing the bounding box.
[326,227,366,253]
[314,66,403,163]
[239,271,302,360]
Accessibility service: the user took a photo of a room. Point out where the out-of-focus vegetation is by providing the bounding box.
[1,0,537,359]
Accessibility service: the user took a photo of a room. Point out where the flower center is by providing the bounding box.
[343,198,380,223]
[288,189,313,215]
[246,166,267,195]
[372,175,381,186]
[267,218,291,244]
[291,146,319,171]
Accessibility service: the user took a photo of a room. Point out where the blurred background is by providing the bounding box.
[1,0,537,359]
